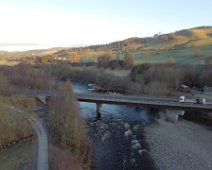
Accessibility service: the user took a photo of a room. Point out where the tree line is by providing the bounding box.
[97,49,134,69]
[46,62,212,97]
[47,80,92,170]
[0,64,50,92]
[130,63,212,96]
[0,64,92,169]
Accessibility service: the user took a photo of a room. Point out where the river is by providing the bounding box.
[72,81,156,170]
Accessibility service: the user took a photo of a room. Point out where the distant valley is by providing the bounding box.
[0,26,212,65]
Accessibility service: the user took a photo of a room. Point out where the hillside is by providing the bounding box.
[0,47,67,65]
[0,26,212,65]
[0,47,66,60]
[132,26,212,64]
[54,26,212,64]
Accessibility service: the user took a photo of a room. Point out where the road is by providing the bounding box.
[27,117,48,170]
[35,90,212,111]
[5,105,48,170]
[76,93,179,103]
[76,93,212,112]
[6,88,212,109]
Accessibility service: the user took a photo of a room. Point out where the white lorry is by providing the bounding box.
[179,96,206,104]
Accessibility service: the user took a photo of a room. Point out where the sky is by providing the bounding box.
[0,0,211,51]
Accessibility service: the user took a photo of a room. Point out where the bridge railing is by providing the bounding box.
[76,93,212,110]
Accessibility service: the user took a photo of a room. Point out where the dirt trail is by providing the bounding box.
[7,105,48,170]
[27,117,48,170]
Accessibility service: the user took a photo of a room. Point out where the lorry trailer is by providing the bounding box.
[179,96,206,104]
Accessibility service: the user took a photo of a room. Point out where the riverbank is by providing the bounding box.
[144,118,212,170]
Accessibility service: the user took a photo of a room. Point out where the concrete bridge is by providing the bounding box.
[36,91,212,122]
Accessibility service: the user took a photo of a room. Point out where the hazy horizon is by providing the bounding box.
[0,44,85,52]
[0,0,211,51]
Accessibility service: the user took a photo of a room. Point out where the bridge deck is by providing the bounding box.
[35,91,212,112]
[76,93,212,112]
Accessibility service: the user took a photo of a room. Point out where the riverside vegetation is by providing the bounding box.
[0,95,34,148]
[0,64,92,169]
[45,62,212,97]
[48,80,92,170]
[0,26,212,169]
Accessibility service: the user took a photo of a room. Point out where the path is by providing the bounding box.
[6,105,48,170]
[27,117,48,170]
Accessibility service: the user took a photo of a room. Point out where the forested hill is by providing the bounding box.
[53,26,212,65]
[1,26,212,65]
[56,26,212,53]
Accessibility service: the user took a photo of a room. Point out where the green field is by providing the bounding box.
[105,69,131,77]
[133,46,211,64]
[111,45,212,65]
[195,93,212,101]
[0,139,33,170]
[111,27,212,64]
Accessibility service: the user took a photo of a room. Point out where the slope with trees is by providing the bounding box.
[48,80,92,170]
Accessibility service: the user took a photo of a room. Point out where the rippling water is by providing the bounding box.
[72,81,156,170]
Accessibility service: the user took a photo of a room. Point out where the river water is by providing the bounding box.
[72,81,156,170]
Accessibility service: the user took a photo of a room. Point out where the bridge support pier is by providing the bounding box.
[36,95,48,104]
[161,109,185,123]
[96,103,102,119]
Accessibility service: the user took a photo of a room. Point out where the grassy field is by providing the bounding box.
[195,93,212,101]
[105,69,130,77]
[0,60,20,66]
[134,46,211,64]
[0,139,33,170]
[111,27,212,65]
[111,45,212,65]
[112,27,212,64]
